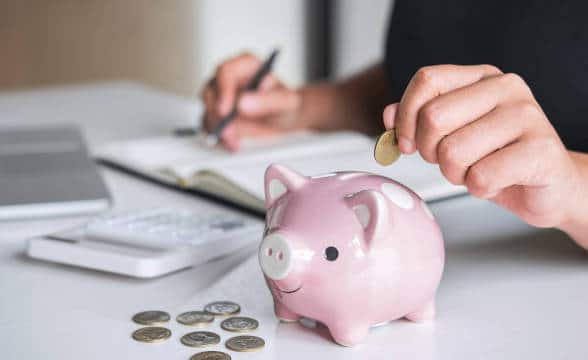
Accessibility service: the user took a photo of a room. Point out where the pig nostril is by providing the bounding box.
[267,248,273,256]
[278,252,284,261]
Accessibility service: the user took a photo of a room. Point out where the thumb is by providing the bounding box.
[238,90,300,118]
[382,103,399,129]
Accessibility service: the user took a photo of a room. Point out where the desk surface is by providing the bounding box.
[1,83,587,360]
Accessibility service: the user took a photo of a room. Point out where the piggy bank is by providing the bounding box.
[258,164,444,347]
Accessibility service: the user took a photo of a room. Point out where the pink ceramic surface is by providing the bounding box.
[258,164,445,347]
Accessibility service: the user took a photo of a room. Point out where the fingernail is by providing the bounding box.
[483,190,499,199]
[398,136,414,153]
[238,95,256,112]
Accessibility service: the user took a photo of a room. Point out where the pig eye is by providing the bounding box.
[324,246,339,261]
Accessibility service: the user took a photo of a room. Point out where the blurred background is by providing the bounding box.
[0,0,392,97]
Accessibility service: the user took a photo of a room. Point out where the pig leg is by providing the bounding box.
[328,320,370,347]
[405,299,436,322]
[274,302,301,323]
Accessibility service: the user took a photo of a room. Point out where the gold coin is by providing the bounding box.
[181,331,221,348]
[225,335,265,352]
[132,310,170,326]
[204,301,240,317]
[132,327,171,343]
[374,129,401,166]
[220,317,259,333]
[177,311,215,326]
[190,351,232,360]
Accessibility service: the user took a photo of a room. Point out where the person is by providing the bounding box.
[200,1,588,248]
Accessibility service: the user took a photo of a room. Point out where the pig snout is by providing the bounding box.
[259,234,304,293]
[259,234,292,280]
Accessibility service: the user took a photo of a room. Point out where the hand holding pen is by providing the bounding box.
[199,50,303,151]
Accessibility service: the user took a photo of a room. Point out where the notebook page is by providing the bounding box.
[95,131,336,173]
[95,136,226,170]
[167,131,371,179]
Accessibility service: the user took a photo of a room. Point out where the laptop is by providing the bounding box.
[0,125,111,220]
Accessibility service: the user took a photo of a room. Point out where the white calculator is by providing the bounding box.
[27,208,264,278]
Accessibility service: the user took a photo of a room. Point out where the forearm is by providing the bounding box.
[559,151,588,248]
[297,63,390,135]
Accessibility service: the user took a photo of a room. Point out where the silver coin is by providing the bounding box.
[132,310,170,325]
[220,316,259,333]
[190,351,232,360]
[181,331,221,348]
[132,327,171,343]
[177,311,215,326]
[204,301,240,316]
[225,335,265,352]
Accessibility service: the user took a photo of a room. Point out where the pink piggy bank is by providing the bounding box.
[258,164,445,347]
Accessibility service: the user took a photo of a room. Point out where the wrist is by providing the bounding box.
[297,63,390,134]
[296,83,342,131]
[558,151,588,249]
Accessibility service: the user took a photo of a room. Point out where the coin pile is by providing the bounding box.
[374,128,401,166]
[131,301,265,359]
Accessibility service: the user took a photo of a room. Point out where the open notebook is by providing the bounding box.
[95,131,465,213]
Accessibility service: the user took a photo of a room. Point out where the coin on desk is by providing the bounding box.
[225,335,265,352]
[132,327,171,343]
[190,351,232,360]
[181,331,221,348]
[177,311,215,326]
[220,316,259,332]
[374,129,401,166]
[132,310,170,325]
[204,301,240,316]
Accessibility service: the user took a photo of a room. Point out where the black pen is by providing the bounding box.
[202,49,280,145]
[173,49,280,141]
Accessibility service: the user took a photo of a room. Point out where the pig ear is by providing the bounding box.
[264,164,308,208]
[344,190,389,250]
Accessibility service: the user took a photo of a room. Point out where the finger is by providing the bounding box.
[221,119,284,152]
[219,123,240,152]
[238,90,300,118]
[382,103,398,129]
[202,86,219,131]
[464,136,553,199]
[259,74,280,91]
[416,74,532,162]
[199,77,217,100]
[215,53,262,116]
[437,102,537,185]
[395,64,502,154]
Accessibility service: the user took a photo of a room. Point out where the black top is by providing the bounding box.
[384,1,588,151]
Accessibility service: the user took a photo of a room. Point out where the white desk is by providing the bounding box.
[1,83,587,360]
